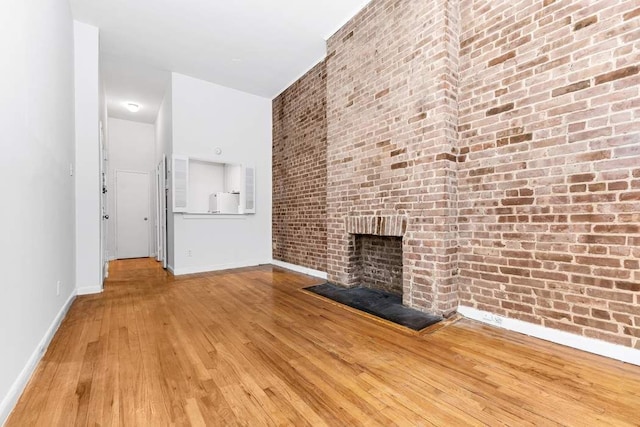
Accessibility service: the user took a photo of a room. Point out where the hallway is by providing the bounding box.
[7,260,640,425]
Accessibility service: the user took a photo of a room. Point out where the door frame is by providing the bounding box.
[155,160,166,264]
[155,163,161,262]
[155,156,167,269]
[99,120,108,280]
[114,169,151,259]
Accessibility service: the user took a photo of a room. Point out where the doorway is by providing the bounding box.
[155,156,168,268]
[116,170,150,259]
[99,121,109,279]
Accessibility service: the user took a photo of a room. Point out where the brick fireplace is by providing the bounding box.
[329,211,457,316]
[344,216,406,296]
[325,0,460,316]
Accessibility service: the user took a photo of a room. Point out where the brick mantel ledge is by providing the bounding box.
[345,215,408,237]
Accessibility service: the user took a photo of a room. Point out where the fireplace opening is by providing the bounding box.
[353,234,403,296]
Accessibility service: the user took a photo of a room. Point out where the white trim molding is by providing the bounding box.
[171,260,264,276]
[271,260,328,280]
[76,285,103,296]
[0,291,77,425]
[458,305,640,366]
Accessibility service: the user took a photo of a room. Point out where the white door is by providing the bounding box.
[155,156,168,268]
[155,163,162,262]
[116,171,150,259]
[161,156,167,269]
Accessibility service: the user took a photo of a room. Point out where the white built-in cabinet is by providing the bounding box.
[171,154,255,215]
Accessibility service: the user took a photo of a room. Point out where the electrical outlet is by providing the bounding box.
[187,249,192,257]
[482,313,503,326]
[56,280,61,296]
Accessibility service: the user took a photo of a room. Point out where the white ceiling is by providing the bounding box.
[71,0,371,123]
[101,55,171,124]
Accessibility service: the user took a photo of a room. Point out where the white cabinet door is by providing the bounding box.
[242,165,256,214]
[172,155,189,212]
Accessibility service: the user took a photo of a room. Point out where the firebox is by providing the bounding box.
[353,234,403,295]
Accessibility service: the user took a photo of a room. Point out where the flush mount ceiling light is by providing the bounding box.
[125,102,140,112]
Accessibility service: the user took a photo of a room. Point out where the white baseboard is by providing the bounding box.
[0,290,76,425]
[167,264,175,275]
[270,259,328,280]
[457,305,640,366]
[76,285,103,295]
[171,260,265,276]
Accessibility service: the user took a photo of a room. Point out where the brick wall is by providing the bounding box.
[274,0,640,348]
[356,235,404,295]
[326,0,460,315]
[272,61,327,271]
[457,0,640,348]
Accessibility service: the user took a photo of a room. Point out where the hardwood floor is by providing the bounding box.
[7,259,640,426]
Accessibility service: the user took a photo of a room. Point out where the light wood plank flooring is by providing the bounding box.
[7,258,640,426]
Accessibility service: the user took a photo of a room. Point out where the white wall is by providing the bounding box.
[74,21,102,294]
[188,160,225,213]
[0,0,76,423]
[171,73,272,274]
[107,118,157,259]
[155,82,174,268]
